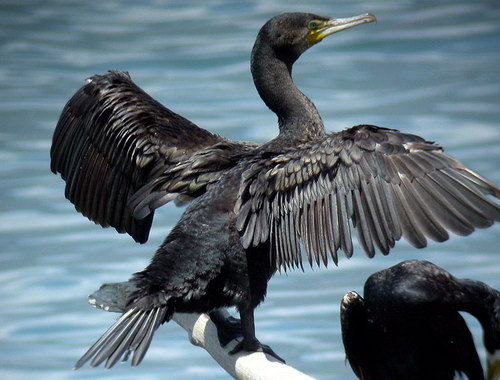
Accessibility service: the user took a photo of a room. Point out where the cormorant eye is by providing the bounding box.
[308,21,319,30]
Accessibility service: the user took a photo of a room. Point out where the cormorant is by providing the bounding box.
[341,260,500,380]
[50,12,500,368]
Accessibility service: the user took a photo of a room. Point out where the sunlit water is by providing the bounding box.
[1,1,499,379]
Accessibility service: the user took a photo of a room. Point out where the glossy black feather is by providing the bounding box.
[341,260,500,380]
[51,70,227,243]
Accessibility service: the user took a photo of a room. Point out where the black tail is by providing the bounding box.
[74,306,167,369]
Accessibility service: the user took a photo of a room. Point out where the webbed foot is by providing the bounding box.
[229,338,285,363]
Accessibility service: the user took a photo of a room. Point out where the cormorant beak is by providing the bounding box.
[306,13,377,46]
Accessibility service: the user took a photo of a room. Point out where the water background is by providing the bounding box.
[1,1,499,379]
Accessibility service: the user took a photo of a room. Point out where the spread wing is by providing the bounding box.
[235,125,500,270]
[51,70,227,243]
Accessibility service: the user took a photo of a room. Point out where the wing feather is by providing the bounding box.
[353,187,375,257]
[236,125,500,270]
[328,193,341,262]
[361,179,388,254]
[51,70,240,243]
[337,189,353,258]
[400,175,451,241]
[391,181,428,248]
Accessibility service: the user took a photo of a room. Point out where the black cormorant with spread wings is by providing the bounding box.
[50,12,500,368]
[341,260,500,380]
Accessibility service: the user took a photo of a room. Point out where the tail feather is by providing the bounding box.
[97,310,147,368]
[74,308,137,369]
[104,310,148,368]
[74,306,166,369]
[129,308,157,352]
[132,306,166,367]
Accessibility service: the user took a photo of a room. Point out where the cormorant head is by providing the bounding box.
[257,12,376,66]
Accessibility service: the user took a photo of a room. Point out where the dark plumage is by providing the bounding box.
[341,260,500,380]
[50,12,500,368]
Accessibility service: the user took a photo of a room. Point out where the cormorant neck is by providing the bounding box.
[251,37,326,141]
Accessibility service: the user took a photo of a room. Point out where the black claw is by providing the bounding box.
[229,338,285,363]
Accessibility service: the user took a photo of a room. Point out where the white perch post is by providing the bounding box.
[88,281,316,380]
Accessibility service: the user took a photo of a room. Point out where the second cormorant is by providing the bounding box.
[341,260,500,380]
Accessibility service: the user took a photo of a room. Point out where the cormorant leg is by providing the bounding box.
[209,310,243,347]
[228,305,285,363]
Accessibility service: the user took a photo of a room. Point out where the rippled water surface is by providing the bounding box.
[1,1,499,379]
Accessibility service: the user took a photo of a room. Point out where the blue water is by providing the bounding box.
[1,1,499,379]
